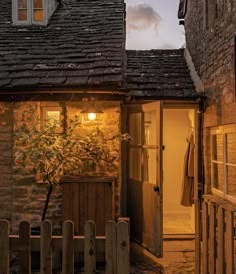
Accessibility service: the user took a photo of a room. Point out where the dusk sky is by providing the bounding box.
[125,0,185,50]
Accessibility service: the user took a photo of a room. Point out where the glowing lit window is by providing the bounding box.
[41,106,64,134]
[33,0,43,22]
[13,0,47,25]
[17,0,28,21]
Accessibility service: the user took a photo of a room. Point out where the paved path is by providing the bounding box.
[131,239,195,274]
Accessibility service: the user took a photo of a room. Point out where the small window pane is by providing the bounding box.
[34,0,43,8]
[34,10,43,22]
[212,163,224,191]
[226,133,236,164]
[129,113,142,145]
[227,166,236,196]
[144,111,157,146]
[18,0,27,8]
[212,134,223,161]
[143,148,156,184]
[46,111,60,127]
[18,10,27,21]
[129,148,141,181]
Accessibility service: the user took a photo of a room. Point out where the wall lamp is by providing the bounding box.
[81,97,103,120]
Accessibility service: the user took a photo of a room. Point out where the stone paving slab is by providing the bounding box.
[131,240,195,274]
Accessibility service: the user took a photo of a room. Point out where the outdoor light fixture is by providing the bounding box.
[81,98,103,120]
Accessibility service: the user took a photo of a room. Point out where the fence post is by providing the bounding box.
[0,220,9,274]
[105,221,117,274]
[209,202,216,274]
[117,221,129,274]
[226,210,234,274]
[19,221,31,274]
[202,201,209,274]
[217,206,225,274]
[40,221,52,274]
[62,220,74,274]
[84,221,96,274]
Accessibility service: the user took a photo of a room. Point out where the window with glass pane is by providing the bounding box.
[129,113,142,145]
[143,148,157,184]
[18,0,27,21]
[211,133,224,191]
[129,148,142,181]
[144,110,157,145]
[211,134,223,161]
[33,0,43,22]
[226,132,236,196]
[211,126,236,201]
[212,162,224,191]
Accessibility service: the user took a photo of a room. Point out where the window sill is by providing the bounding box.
[203,194,236,210]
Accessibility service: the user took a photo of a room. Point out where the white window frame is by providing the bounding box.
[12,0,46,25]
[210,124,236,204]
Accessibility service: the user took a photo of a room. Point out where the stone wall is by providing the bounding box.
[184,0,236,192]
[0,103,14,222]
[0,101,121,233]
[184,0,236,126]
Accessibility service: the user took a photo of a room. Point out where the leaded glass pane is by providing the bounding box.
[18,10,27,21]
[129,148,141,181]
[212,134,223,162]
[129,113,142,145]
[34,10,43,22]
[143,148,156,184]
[227,166,236,197]
[226,133,236,164]
[18,0,27,8]
[212,163,224,191]
[34,0,43,9]
[144,110,156,145]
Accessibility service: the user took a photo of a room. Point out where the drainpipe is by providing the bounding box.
[197,98,205,200]
[195,97,205,274]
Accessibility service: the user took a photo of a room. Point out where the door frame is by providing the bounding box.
[120,100,201,263]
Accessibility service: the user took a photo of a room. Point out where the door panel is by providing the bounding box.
[127,101,163,256]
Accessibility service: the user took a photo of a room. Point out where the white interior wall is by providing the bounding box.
[163,109,195,232]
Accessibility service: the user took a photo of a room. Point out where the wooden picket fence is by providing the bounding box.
[0,219,130,274]
[202,196,236,274]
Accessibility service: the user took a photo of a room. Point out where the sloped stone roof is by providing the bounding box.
[0,0,125,90]
[126,49,198,99]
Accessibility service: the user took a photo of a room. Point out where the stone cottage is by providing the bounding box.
[179,0,236,273]
[0,0,212,270]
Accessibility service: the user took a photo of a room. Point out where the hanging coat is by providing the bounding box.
[180,133,194,206]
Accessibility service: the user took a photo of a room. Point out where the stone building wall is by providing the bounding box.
[184,0,236,191]
[0,103,14,222]
[0,101,121,233]
[184,0,236,126]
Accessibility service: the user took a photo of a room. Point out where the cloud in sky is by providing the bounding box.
[126,4,162,33]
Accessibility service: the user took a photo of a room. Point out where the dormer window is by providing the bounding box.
[33,0,44,22]
[12,0,58,25]
[18,0,28,21]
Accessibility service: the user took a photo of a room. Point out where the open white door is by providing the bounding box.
[127,101,163,256]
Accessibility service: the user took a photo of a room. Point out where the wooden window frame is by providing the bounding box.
[210,124,236,204]
[12,0,46,25]
[41,105,65,134]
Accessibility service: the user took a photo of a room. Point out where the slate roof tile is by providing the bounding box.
[0,0,125,90]
[126,49,198,99]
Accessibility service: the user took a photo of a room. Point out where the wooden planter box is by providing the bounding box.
[60,175,116,236]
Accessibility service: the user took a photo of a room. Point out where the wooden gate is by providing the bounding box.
[61,176,115,236]
[0,219,129,274]
[202,195,236,274]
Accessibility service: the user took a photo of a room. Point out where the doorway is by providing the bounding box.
[163,108,195,235]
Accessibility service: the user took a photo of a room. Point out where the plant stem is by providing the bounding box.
[41,181,53,221]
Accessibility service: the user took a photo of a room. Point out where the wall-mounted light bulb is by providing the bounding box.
[88,113,96,120]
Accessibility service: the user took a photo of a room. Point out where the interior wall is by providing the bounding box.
[163,109,194,215]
